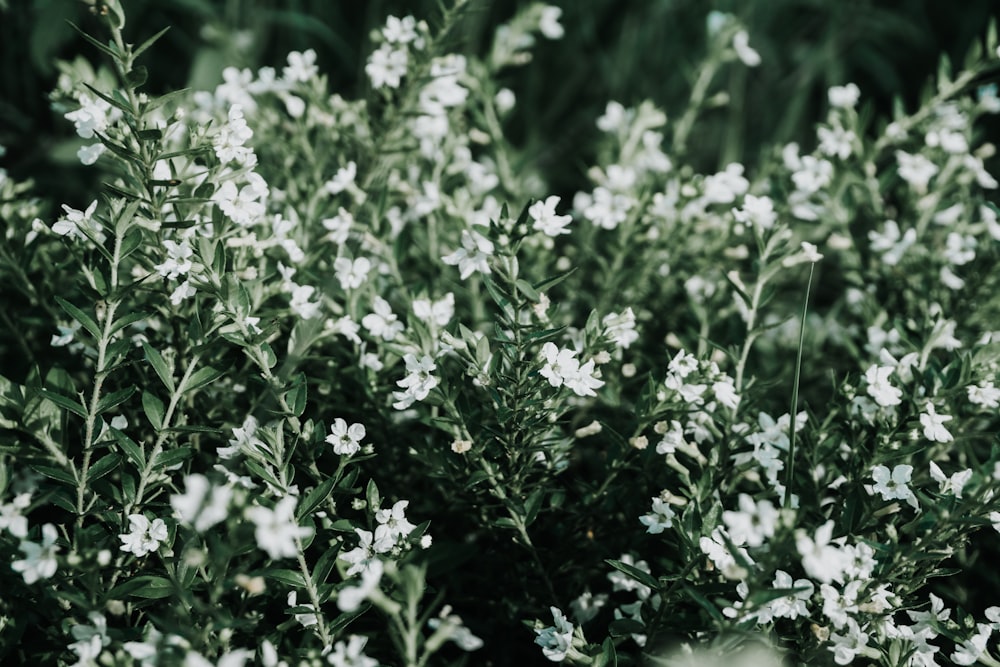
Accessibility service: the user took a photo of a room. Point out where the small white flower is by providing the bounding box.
[12,523,60,584]
[361,296,404,341]
[170,474,232,532]
[870,464,918,509]
[366,44,408,89]
[245,496,313,560]
[864,364,902,407]
[119,514,169,557]
[442,229,494,279]
[529,196,573,236]
[538,6,565,39]
[326,418,366,456]
[828,83,861,109]
[920,402,953,443]
[732,30,761,67]
[929,462,972,498]
[639,497,675,534]
[333,256,372,291]
[77,143,106,165]
[534,607,575,662]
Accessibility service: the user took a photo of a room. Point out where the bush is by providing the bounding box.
[1,1,999,665]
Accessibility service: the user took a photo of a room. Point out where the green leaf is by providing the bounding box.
[145,87,193,114]
[54,297,101,339]
[39,388,86,418]
[142,343,175,393]
[594,638,618,667]
[110,309,149,337]
[32,464,77,486]
[523,488,544,526]
[605,559,659,592]
[184,366,224,394]
[132,26,170,60]
[515,279,540,302]
[533,266,577,293]
[67,22,119,60]
[366,479,380,512]
[682,584,725,622]
[96,385,136,415]
[608,618,645,637]
[88,452,121,481]
[142,390,165,430]
[266,569,306,588]
[115,575,174,599]
[126,65,149,89]
[298,476,337,520]
[112,428,145,467]
[152,446,193,470]
[83,83,134,117]
[285,374,307,417]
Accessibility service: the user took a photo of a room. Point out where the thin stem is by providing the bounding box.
[784,262,815,509]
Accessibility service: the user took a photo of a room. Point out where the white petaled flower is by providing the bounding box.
[864,364,902,407]
[326,635,378,667]
[732,30,761,67]
[0,494,30,539]
[65,93,114,138]
[361,296,404,341]
[732,194,777,230]
[795,520,849,584]
[170,474,232,532]
[929,462,972,498]
[828,83,861,109]
[529,196,573,236]
[326,418,366,456]
[283,49,318,82]
[602,308,638,349]
[78,143,106,165]
[366,44,409,89]
[12,523,60,584]
[442,229,494,279]
[339,528,394,577]
[869,464,918,509]
[896,150,938,193]
[538,6,565,39]
[563,358,605,397]
[920,402,954,443]
[722,494,779,548]
[375,500,416,541]
[245,496,313,560]
[119,514,169,557]
[413,292,455,327]
[337,559,384,612]
[639,497,675,534]
[967,381,1000,408]
[534,607,575,662]
[383,15,419,44]
[53,200,104,243]
[154,239,194,280]
[334,256,372,291]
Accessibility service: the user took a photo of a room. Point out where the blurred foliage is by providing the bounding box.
[2,0,999,207]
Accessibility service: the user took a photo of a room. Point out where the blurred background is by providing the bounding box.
[2,0,1000,207]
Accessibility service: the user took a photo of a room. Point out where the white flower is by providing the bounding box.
[967,381,1000,408]
[334,256,371,291]
[337,559,384,612]
[170,474,232,532]
[920,403,953,443]
[119,514,169,557]
[326,635,378,667]
[535,607,575,662]
[929,462,972,498]
[213,180,266,227]
[325,162,358,196]
[53,200,103,243]
[283,49,318,82]
[796,520,849,584]
[288,591,318,628]
[828,83,861,109]
[732,194,777,230]
[339,528,393,577]
[65,93,114,138]
[722,494,779,548]
[366,44,408,89]
[870,464,918,509]
[868,219,917,266]
[245,496,312,560]
[732,30,761,67]
[383,15,419,44]
[864,364,902,407]
[375,499,416,541]
[538,6,565,39]
[442,229,494,279]
[288,284,321,320]
[154,239,194,280]
[639,497,675,534]
[704,163,749,203]
[326,418,366,456]
[0,493,30,538]
[361,296,404,341]
[896,150,938,193]
[77,143,106,165]
[529,196,573,236]
[413,292,454,327]
[12,523,60,584]
[818,124,856,160]
[392,353,439,410]
[602,308,638,349]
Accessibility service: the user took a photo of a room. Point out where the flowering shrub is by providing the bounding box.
[2,1,1000,665]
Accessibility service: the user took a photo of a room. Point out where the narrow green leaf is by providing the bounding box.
[125,65,149,89]
[153,446,193,470]
[115,575,174,599]
[83,83,134,117]
[285,376,307,417]
[67,22,119,59]
[298,477,337,520]
[88,452,121,481]
[605,559,659,592]
[118,227,145,260]
[136,128,162,142]
[32,464,77,485]
[133,26,170,60]
[39,388,86,418]
[54,297,100,339]
[186,366,225,394]
[533,266,577,293]
[366,479,380,512]
[266,569,306,588]
[112,428,145,467]
[145,87,192,114]
[682,584,725,622]
[96,385,136,415]
[142,343,174,393]
[110,309,149,336]
[141,390,165,430]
